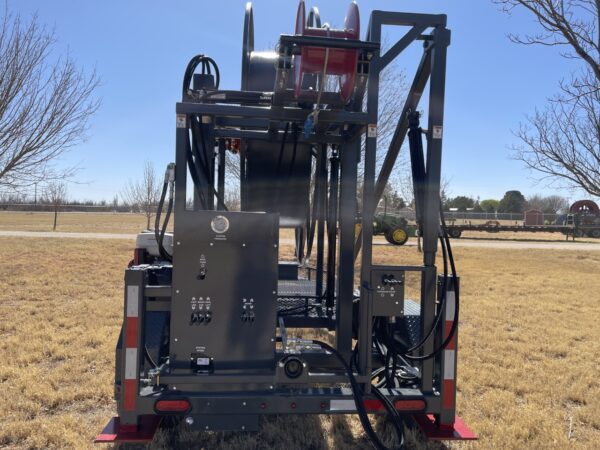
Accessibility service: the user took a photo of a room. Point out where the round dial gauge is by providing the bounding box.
[211,215,230,234]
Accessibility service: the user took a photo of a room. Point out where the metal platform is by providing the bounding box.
[277,279,331,327]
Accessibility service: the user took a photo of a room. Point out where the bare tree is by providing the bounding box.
[495,0,600,197]
[526,193,570,212]
[43,181,67,230]
[121,162,160,230]
[0,8,99,190]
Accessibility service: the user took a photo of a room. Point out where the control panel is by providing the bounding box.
[170,211,278,372]
[370,267,405,316]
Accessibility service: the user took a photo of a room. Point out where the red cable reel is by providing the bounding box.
[293,0,360,103]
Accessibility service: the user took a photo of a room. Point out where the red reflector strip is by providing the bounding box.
[155,399,191,413]
[125,317,138,348]
[442,379,455,409]
[363,399,384,411]
[363,399,426,412]
[394,399,426,411]
[123,379,137,411]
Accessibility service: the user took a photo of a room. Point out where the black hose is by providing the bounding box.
[191,117,228,210]
[311,340,405,450]
[154,180,171,261]
[182,54,220,96]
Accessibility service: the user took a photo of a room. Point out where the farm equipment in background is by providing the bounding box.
[96,2,476,448]
[373,214,414,245]
[568,200,600,238]
[446,200,600,240]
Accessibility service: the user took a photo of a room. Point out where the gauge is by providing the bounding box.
[210,215,230,234]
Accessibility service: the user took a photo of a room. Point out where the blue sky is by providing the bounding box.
[8,0,584,203]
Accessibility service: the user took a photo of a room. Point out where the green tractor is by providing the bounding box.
[373,214,414,245]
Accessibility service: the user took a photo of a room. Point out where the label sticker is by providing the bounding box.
[433,125,443,139]
[367,124,377,138]
[176,114,187,128]
[196,357,210,366]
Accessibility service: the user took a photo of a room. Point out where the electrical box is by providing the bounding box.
[370,267,405,316]
[170,211,279,373]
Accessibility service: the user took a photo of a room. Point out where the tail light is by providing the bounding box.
[155,399,191,413]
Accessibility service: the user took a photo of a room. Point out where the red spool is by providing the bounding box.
[294,1,360,103]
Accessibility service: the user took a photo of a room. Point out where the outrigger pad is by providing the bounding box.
[413,414,477,441]
[95,416,161,443]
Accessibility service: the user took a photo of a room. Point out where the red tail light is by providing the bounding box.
[155,399,191,413]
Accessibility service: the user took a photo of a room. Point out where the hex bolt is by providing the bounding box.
[174,338,178,342]
[205,425,209,430]
[177,241,181,246]
[241,426,246,430]
[176,290,180,294]
[242,402,247,406]
[185,416,194,425]
[210,242,214,246]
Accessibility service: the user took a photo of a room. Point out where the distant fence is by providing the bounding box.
[0,203,133,213]
[375,206,564,225]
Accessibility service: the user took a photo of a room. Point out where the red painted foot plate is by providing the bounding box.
[413,414,477,440]
[95,416,161,443]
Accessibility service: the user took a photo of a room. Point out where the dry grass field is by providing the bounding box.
[1,237,599,449]
[0,212,149,234]
[1,212,598,246]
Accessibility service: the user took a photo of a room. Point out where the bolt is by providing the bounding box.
[242,401,247,406]
[269,385,274,390]
[242,243,246,247]
[173,386,177,390]
[241,426,246,430]
[177,241,181,245]
[274,244,278,248]
[176,290,180,294]
[395,301,399,305]
[174,338,178,342]
[210,242,214,246]
[271,338,275,342]
[185,416,194,425]
[205,425,209,430]
[272,291,277,295]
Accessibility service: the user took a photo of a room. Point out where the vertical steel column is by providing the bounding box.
[336,137,359,358]
[202,121,215,210]
[326,149,339,312]
[217,139,226,211]
[438,275,459,427]
[358,18,381,380]
[240,141,247,210]
[175,115,189,215]
[117,269,145,428]
[316,144,327,300]
[420,26,450,392]
[354,49,432,259]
